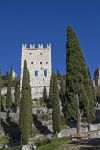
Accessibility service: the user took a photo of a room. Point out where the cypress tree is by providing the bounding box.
[43,86,47,101]
[10,67,13,81]
[75,35,95,128]
[19,60,32,144]
[59,76,65,115]
[86,68,95,129]
[87,67,96,103]
[49,74,54,107]
[65,26,90,133]
[6,71,12,109]
[15,83,20,108]
[51,73,61,134]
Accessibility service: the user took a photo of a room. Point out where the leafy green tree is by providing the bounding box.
[19,60,32,144]
[6,71,12,109]
[51,73,61,134]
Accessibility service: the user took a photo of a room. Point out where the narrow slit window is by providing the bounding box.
[44,70,47,77]
[35,71,38,77]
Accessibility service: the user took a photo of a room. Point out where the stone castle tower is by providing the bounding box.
[20,43,52,99]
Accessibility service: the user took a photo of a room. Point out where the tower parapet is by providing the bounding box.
[22,43,27,49]
[22,43,51,50]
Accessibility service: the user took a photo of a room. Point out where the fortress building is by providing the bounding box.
[20,43,52,99]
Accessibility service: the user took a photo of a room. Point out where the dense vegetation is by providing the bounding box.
[63,25,95,132]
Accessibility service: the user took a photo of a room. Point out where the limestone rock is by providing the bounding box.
[22,144,36,150]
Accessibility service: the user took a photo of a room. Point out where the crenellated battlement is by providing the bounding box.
[22,43,51,50]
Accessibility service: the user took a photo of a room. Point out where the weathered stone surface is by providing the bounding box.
[1,112,19,122]
[22,144,36,150]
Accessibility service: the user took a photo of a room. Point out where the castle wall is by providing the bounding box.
[20,44,52,99]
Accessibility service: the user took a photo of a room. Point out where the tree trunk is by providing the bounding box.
[76,93,81,133]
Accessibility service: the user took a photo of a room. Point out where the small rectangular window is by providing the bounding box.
[44,70,47,77]
[40,62,42,64]
[35,71,38,77]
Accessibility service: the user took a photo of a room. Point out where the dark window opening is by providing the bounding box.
[31,62,33,64]
[44,70,47,77]
[40,53,42,55]
[30,53,31,55]
[46,62,48,64]
[40,62,42,65]
[35,71,38,77]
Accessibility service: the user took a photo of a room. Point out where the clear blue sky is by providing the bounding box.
[0,0,100,77]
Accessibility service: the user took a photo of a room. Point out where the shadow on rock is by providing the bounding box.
[1,117,21,146]
[33,114,52,135]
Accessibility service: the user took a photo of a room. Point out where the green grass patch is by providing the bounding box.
[0,135,9,144]
[60,124,69,130]
[1,146,20,150]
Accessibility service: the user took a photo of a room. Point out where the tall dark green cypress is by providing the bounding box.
[19,60,32,144]
[86,68,95,129]
[51,73,61,134]
[87,67,96,103]
[65,26,91,133]
[59,76,65,115]
[15,83,20,108]
[43,86,47,101]
[49,74,54,106]
[6,71,12,109]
